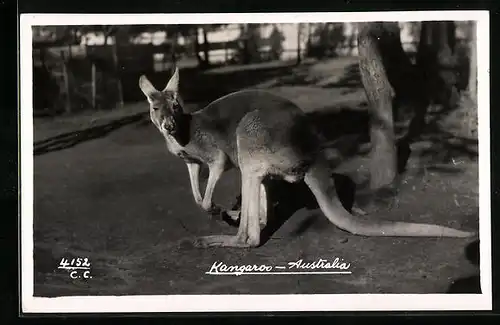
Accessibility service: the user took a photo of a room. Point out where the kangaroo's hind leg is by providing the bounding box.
[225,183,267,225]
[258,183,268,226]
[194,169,264,248]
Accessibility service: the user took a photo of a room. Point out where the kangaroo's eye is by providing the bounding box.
[152,106,160,111]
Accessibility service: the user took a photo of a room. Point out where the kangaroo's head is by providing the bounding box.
[139,67,186,136]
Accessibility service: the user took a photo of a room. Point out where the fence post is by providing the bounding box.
[296,23,302,65]
[61,51,72,113]
[224,42,229,64]
[91,62,97,110]
[111,41,124,109]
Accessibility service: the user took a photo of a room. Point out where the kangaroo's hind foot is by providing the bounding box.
[352,205,368,216]
[193,235,254,248]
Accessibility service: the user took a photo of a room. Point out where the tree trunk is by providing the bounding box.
[241,24,250,64]
[111,41,124,109]
[112,28,125,109]
[466,21,478,137]
[202,27,210,67]
[357,22,398,192]
[246,24,262,63]
[307,23,312,57]
[61,52,72,114]
[468,21,477,105]
[224,42,228,64]
[91,62,97,110]
[296,23,302,64]
[357,22,428,196]
[417,21,458,110]
[170,28,178,65]
[192,27,204,67]
[348,23,357,55]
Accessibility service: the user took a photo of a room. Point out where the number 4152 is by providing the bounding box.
[59,257,91,268]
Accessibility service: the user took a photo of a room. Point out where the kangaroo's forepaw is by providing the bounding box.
[193,235,252,248]
[204,203,226,219]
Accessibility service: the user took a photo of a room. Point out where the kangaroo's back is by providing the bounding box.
[193,90,303,164]
[197,89,301,123]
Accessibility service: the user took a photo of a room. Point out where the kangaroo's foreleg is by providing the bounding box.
[186,161,236,219]
[186,162,203,206]
[198,156,241,220]
[201,162,225,214]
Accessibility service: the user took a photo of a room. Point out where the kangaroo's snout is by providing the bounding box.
[161,118,176,134]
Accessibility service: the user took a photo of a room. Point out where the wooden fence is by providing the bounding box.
[33,32,471,115]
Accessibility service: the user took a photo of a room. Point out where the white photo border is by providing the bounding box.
[20,11,492,313]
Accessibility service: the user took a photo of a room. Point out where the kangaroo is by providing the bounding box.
[139,67,476,248]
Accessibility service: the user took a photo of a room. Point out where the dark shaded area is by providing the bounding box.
[417,21,461,111]
[121,63,296,105]
[260,179,319,245]
[268,25,286,61]
[305,107,370,143]
[34,58,297,118]
[220,173,357,245]
[306,23,346,60]
[447,240,481,293]
[33,65,61,116]
[33,245,60,276]
[34,112,147,155]
[307,104,476,206]
[465,239,480,265]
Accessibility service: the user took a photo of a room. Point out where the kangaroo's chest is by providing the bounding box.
[162,132,207,164]
[163,133,184,156]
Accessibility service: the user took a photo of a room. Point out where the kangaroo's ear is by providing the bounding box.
[139,75,158,100]
[163,66,179,94]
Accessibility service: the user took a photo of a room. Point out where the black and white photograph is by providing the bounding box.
[21,11,491,313]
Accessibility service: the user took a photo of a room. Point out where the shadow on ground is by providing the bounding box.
[447,240,481,293]
[221,173,357,246]
[34,112,149,155]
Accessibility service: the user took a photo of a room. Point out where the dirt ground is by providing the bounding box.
[31,58,480,296]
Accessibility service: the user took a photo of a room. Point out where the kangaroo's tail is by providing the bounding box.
[304,157,477,238]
